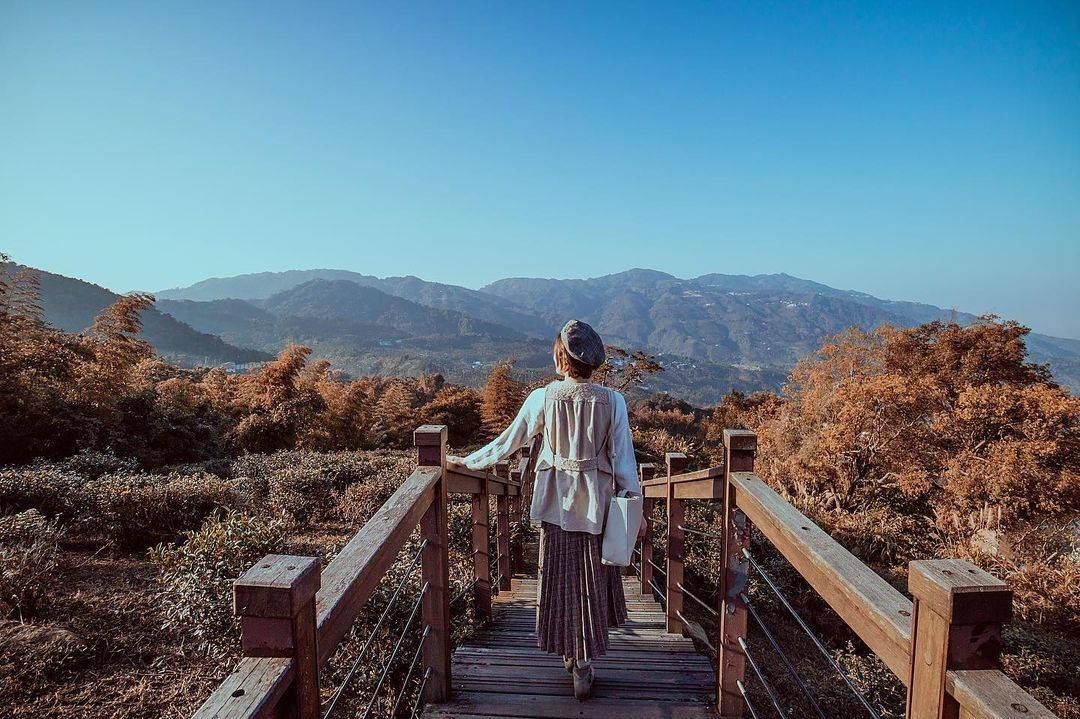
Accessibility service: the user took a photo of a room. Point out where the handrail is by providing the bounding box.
[445,461,521,495]
[193,457,445,718]
[730,470,912,680]
[633,429,1059,719]
[191,425,529,719]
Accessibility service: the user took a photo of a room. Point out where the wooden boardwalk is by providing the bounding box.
[422,576,717,719]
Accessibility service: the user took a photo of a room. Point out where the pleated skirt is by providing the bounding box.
[536,521,628,660]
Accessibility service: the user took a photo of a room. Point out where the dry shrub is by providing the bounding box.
[999,623,1080,719]
[0,620,90,691]
[0,509,62,619]
[821,506,937,567]
[149,510,287,656]
[79,471,248,548]
[0,466,86,519]
[632,427,700,465]
[334,453,415,526]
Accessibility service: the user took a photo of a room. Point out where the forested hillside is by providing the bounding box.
[157,267,1080,397]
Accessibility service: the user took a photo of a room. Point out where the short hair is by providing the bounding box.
[553,334,595,380]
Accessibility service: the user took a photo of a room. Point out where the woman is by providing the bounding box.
[456,319,639,699]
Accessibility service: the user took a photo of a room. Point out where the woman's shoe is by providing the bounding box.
[563,656,575,673]
[572,661,594,700]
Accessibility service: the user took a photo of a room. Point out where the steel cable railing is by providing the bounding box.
[738,679,763,719]
[740,592,828,719]
[388,625,432,718]
[648,577,667,602]
[676,581,719,619]
[359,582,429,719]
[323,541,428,719]
[679,524,724,540]
[742,548,884,719]
[675,609,717,655]
[450,579,476,607]
[647,557,667,577]
[738,636,791,719]
[409,668,432,719]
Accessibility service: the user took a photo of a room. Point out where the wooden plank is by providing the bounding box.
[191,657,292,719]
[424,692,715,718]
[316,466,439,664]
[495,465,512,592]
[447,462,521,496]
[730,471,913,682]
[194,467,440,718]
[639,463,658,597]
[945,670,1058,719]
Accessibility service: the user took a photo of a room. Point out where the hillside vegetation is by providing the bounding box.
[2,258,1078,717]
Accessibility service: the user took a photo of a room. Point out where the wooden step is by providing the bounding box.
[421,572,716,719]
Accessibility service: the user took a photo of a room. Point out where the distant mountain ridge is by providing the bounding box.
[152,267,1080,401]
[3,263,269,366]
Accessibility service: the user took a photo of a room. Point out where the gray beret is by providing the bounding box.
[560,319,605,368]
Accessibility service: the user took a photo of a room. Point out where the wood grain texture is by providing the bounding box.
[946,670,1058,719]
[419,425,452,703]
[717,432,753,716]
[907,560,1013,719]
[419,577,719,719]
[638,464,657,597]
[665,453,689,635]
[730,471,914,681]
[234,555,320,620]
[316,466,439,664]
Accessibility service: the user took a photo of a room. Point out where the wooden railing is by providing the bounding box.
[191,424,536,719]
[636,429,1059,719]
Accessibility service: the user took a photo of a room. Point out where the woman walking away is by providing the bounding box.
[455,320,640,700]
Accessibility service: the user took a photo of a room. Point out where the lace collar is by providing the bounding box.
[546,380,611,402]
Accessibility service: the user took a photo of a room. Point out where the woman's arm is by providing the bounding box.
[460,387,546,470]
[611,391,640,493]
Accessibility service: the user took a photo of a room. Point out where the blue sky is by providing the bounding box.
[2,1,1078,336]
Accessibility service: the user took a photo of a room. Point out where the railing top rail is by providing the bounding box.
[729,470,913,680]
[641,464,725,500]
[193,464,443,719]
[946,669,1057,719]
[446,460,522,496]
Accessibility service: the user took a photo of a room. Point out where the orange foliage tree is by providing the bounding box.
[744,317,1080,630]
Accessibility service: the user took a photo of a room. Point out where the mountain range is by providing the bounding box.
[1,263,269,367]
[157,268,1080,403]
[14,263,1079,405]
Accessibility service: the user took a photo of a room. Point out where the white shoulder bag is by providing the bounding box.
[601,388,643,566]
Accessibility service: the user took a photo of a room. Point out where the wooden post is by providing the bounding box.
[519,442,535,524]
[718,429,756,716]
[665,452,689,635]
[415,425,451,703]
[905,559,1012,719]
[471,466,492,625]
[495,460,512,592]
[509,466,523,574]
[234,554,321,719]
[638,463,657,596]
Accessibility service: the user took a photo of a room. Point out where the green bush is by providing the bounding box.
[149,510,287,656]
[0,509,62,619]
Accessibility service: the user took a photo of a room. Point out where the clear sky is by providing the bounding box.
[2,2,1078,336]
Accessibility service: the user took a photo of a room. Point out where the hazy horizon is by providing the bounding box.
[3,2,1078,335]
[9,255,1079,342]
